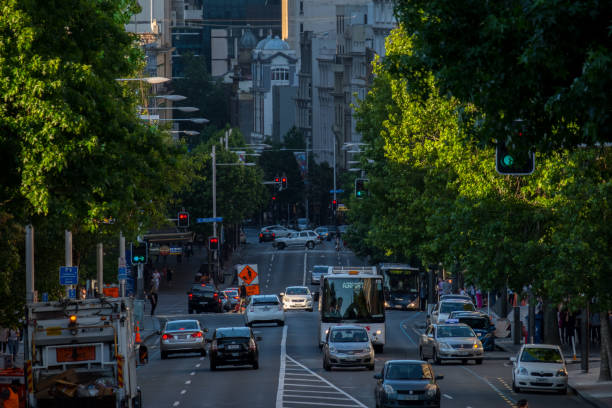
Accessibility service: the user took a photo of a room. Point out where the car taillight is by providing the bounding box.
[259,233,262,238]
[214,293,218,298]
[162,334,173,340]
[191,332,203,338]
[188,294,193,299]
[211,340,218,351]
[272,232,275,237]
[234,296,240,300]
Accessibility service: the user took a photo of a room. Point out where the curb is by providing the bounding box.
[568,384,608,408]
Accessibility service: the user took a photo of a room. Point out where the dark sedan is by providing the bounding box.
[374,360,443,408]
[258,228,276,242]
[209,327,261,370]
[187,283,224,314]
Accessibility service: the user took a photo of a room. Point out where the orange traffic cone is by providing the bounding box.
[135,321,142,344]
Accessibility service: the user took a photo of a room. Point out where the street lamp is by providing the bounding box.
[170,130,200,136]
[139,116,210,124]
[115,76,171,84]
[155,94,187,102]
[143,106,200,113]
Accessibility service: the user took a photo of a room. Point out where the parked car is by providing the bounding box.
[160,319,207,359]
[310,265,332,285]
[187,283,224,314]
[258,227,276,242]
[314,226,329,241]
[244,294,285,326]
[323,325,375,371]
[511,344,568,394]
[281,286,314,311]
[374,360,443,408]
[448,311,496,351]
[429,299,476,324]
[274,230,319,250]
[419,323,484,365]
[209,327,261,370]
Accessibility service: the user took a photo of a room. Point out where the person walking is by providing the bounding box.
[239,284,247,312]
[476,288,483,309]
[149,275,159,316]
[0,327,8,354]
[7,328,19,366]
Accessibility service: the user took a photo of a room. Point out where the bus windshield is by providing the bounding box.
[382,269,418,296]
[321,277,385,323]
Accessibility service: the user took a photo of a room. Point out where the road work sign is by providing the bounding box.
[237,264,260,295]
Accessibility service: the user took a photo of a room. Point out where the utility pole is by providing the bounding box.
[96,243,103,296]
[305,138,309,221]
[119,233,126,297]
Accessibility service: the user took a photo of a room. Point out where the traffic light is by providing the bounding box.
[332,199,337,211]
[281,176,287,189]
[274,176,280,183]
[177,211,189,227]
[355,178,368,198]
[132,244,146,264]
[495,124,535,175]
[208,236,219,251]
[272,195,276,201]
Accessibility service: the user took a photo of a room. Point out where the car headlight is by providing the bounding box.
[364,345,371,352]
[384,301,390,307]
[473,341,482,349]
[375,330,382,335]
[383,384,397,399]
[438,342,452,350]
[556,368,568,377]
[518,367,528,375]
[425,385,437,398]
[329,345,337,353]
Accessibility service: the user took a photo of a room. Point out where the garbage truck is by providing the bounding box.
[24,297,143,407]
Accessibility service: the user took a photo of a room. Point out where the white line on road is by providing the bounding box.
[276,324,288,408]
[195,363,200,368]
[461,366,516,406]
[302,252,307,286]
[443,393,453,399]
[180,390,186,395]
[286,356,368,408]
[172,402,180,407]
[185,380,191,385]
[189,371,195,376]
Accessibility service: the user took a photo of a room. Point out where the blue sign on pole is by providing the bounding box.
[59,266,79,285]
[329,189,344,194]
[118,266,128,281]
[68,288,77,299]
[42,292,48,302]
[196,217,224,223]
[126,276,135,296]
[125,249,132,267]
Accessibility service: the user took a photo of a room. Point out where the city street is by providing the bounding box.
[136,231,590,408]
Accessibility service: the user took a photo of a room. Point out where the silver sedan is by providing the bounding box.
[419,323,483,365]
[159,319,207,359]
[323,326,375,371]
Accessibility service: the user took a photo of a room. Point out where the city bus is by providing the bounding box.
[379,263,421,310]
[318,266,386,352]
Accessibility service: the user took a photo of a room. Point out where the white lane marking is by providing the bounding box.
[189,371,195,376]
[275,324,288,408]
[461,366,517,405]
[443,393,453,399]
[283,394,356,401]
[180,390,187,395]
[282,401,360,407]
[185,380,191,385]
[398,315,422,347]
[286,356,368,408]
[302,251,308,286]
[172,402,180,407]
[195,363,201,368]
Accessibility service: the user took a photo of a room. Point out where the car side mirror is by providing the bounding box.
[435,375,444,380]
[509,357,516,362]
[280,292,285,297]
[373,373,382,380]
[256,336,262,341]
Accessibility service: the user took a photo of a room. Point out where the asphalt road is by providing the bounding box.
[137,230,590,407]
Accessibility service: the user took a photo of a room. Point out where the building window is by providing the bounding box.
[271,67,289,81]
[300,1,303,15]
[300,23,304,33]
[364,14,367,24]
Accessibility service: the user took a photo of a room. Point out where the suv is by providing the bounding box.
[274,230,319,250]
[187,284,224,314]
[209,327,261,370]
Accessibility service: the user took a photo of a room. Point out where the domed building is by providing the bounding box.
[251,36,298,143]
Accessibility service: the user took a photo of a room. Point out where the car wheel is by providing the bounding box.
[323,357,331,371]
[200,349,207,357]
[308,308,313,312]
[512,379,520,393]
[278,320,285,327]
[253,360,259,370]
[307,241,314,249]
[433,349,441,365]
[161,351,168,360]
[210,360,216,371]
[368,363,375,371]
[475,358,483,365]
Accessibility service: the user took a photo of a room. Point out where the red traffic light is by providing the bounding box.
[274,177,280,183]
[208,236,219,250]
[332,199,337,205]
[209,237,219,244]
[282,177,287,183]
[272,196,276,201]
[178,213,188,220]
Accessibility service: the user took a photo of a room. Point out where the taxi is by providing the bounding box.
[419,321,483,365]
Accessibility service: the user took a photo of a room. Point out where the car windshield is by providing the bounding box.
[386,363,433,380]
[440,302,475,313]
[331,329,369,342]
[224,290,238,297]
[216,327,250,338]
[436,326,475,338]
[520,348,563,363]
[458,317,489,330]
[286,287,308,295]
[166,321,198,331]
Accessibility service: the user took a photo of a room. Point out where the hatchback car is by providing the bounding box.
[187,284,224,314]
[374,360,443,408]
[223,289,241,309]
[511,344,568,394]
[281,286,313,311]
[209,327,261,370]
[419,323,483,364]
[244,294,285,326]
[159,319,207,359]
[323,326,375,371]
[258,227,276,242]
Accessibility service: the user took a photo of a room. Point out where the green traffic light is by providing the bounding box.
[503,155,514,166]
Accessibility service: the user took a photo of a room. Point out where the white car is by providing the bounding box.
[268,225,295,238]
[310,265,332,285]
[511,344,568,394]
[429,299,475,324]
[281,286,314,311]
[274,230,319,250]
[244,294,285,326]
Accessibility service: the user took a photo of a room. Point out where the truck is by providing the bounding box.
[25,297,143,408]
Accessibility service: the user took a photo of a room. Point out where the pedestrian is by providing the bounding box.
[476,288,483,309]
[7,328,19,365]
[0,327,8,354]
[558,305,567,345]
[153,268,161,286]
[419,283,427,312]
[149,276,159,316]
[441,279,452,296]
[239,284,247,312]
[517,399,529,408]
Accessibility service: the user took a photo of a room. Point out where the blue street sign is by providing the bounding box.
[126,276,135,296]
[68,288,77,299]
[118,266,128,281]
[196,217,224,223]
[42,292,48,302]
[125,249,132,267]
[329,189,344,194]
[59,266,79,285]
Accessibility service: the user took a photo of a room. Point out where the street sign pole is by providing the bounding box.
[65,230,73,299]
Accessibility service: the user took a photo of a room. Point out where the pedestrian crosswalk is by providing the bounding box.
[279,355,367,408]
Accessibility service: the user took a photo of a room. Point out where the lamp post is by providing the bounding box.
[115,76,171,84]
[141,106,200,113]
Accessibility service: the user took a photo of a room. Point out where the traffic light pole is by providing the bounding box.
[211,145,220,283]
